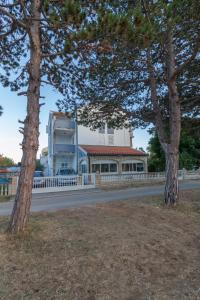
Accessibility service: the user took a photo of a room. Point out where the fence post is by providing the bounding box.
[182,168,186,180]
[93,173,96,187]
[82,174,85,186]
[95,174,101,187]
[9,176,18,195]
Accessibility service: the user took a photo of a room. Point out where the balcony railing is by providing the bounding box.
[53,144,76,154]
[54,119,75,130]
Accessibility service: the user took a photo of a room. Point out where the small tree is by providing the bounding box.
[0,105,3,116]
[35,159,44,172]
[148,119,200,171]
[58,0,200,205]
[0,154,14,167]
[147,134,166,172]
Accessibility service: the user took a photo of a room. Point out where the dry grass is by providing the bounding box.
[100,180,165,190]
[0,195,12,203]
[0,190,200,300]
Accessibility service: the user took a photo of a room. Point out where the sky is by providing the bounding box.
[0,85,150,163]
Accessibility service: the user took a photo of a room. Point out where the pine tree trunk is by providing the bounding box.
[163,28,181,206]
[164,146,179,205]
[7,0,41,234]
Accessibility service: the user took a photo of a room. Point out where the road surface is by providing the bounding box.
[0,180,199,216]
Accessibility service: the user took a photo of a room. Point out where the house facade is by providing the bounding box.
[79,145,148,175]
[40,147,48,176]
[44,111,147,176]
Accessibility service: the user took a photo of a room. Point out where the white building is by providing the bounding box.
[44,111,148,176]
[40,147,48,176]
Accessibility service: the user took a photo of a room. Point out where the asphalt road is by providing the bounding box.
[0,180,199,216]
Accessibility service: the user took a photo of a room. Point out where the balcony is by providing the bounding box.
[54,119,75,131]
[53,144,76,155]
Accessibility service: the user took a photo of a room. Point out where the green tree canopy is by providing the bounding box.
[0,154,14,167]
[58,0,200,125]
[57,0,200,204]
[0,0,102,233]
[35,159,44,172]
[148,119,200,171]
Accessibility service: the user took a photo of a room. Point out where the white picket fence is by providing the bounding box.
[0,169,199,196]
[0,184,9,196]
[0,174,96,196]
[99,169,200,184]
[100,172,166,183]
[182,170,200,180]
[32,174,96,194]
[0,177,17,196]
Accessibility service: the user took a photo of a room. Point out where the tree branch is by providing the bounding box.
[0,6,27,29]
[3,32,27,47]
[146,49,168,145]
[0,2,20,8]
[0,28,15,40]
[17,91,27,96]
[41,51,64,58]
[172,33,200,79]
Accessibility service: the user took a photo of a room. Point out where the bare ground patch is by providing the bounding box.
[0,190,200,300]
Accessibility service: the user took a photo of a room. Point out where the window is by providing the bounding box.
[122,163,137,172]
[107,127,114,134]
[132,164,137,171]
[101,164,109,173]
[92,164,100,173]
[122,162,144,172]
[92,162,117,173]
[81,164,87,173]
[99,124,105,134]
[122,163,130,172]
[61,163,68,168]
[110,163,117,172]
[137,163,144,172]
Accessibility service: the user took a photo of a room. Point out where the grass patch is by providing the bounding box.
[101,180,165,190]
[150,190,200,216]
[0,190,199,299]
[0,195,12,203]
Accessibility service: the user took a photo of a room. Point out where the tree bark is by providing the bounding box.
[163,91,181,205]
[147,27,181,205]
[164,28,181,205]
[7,0,41,233]
[164,145,179,205]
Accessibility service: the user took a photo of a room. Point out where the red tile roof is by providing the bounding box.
[0,169,9,173]
[80,145,147,156]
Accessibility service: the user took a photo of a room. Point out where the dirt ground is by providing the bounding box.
[0,190,200,300]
